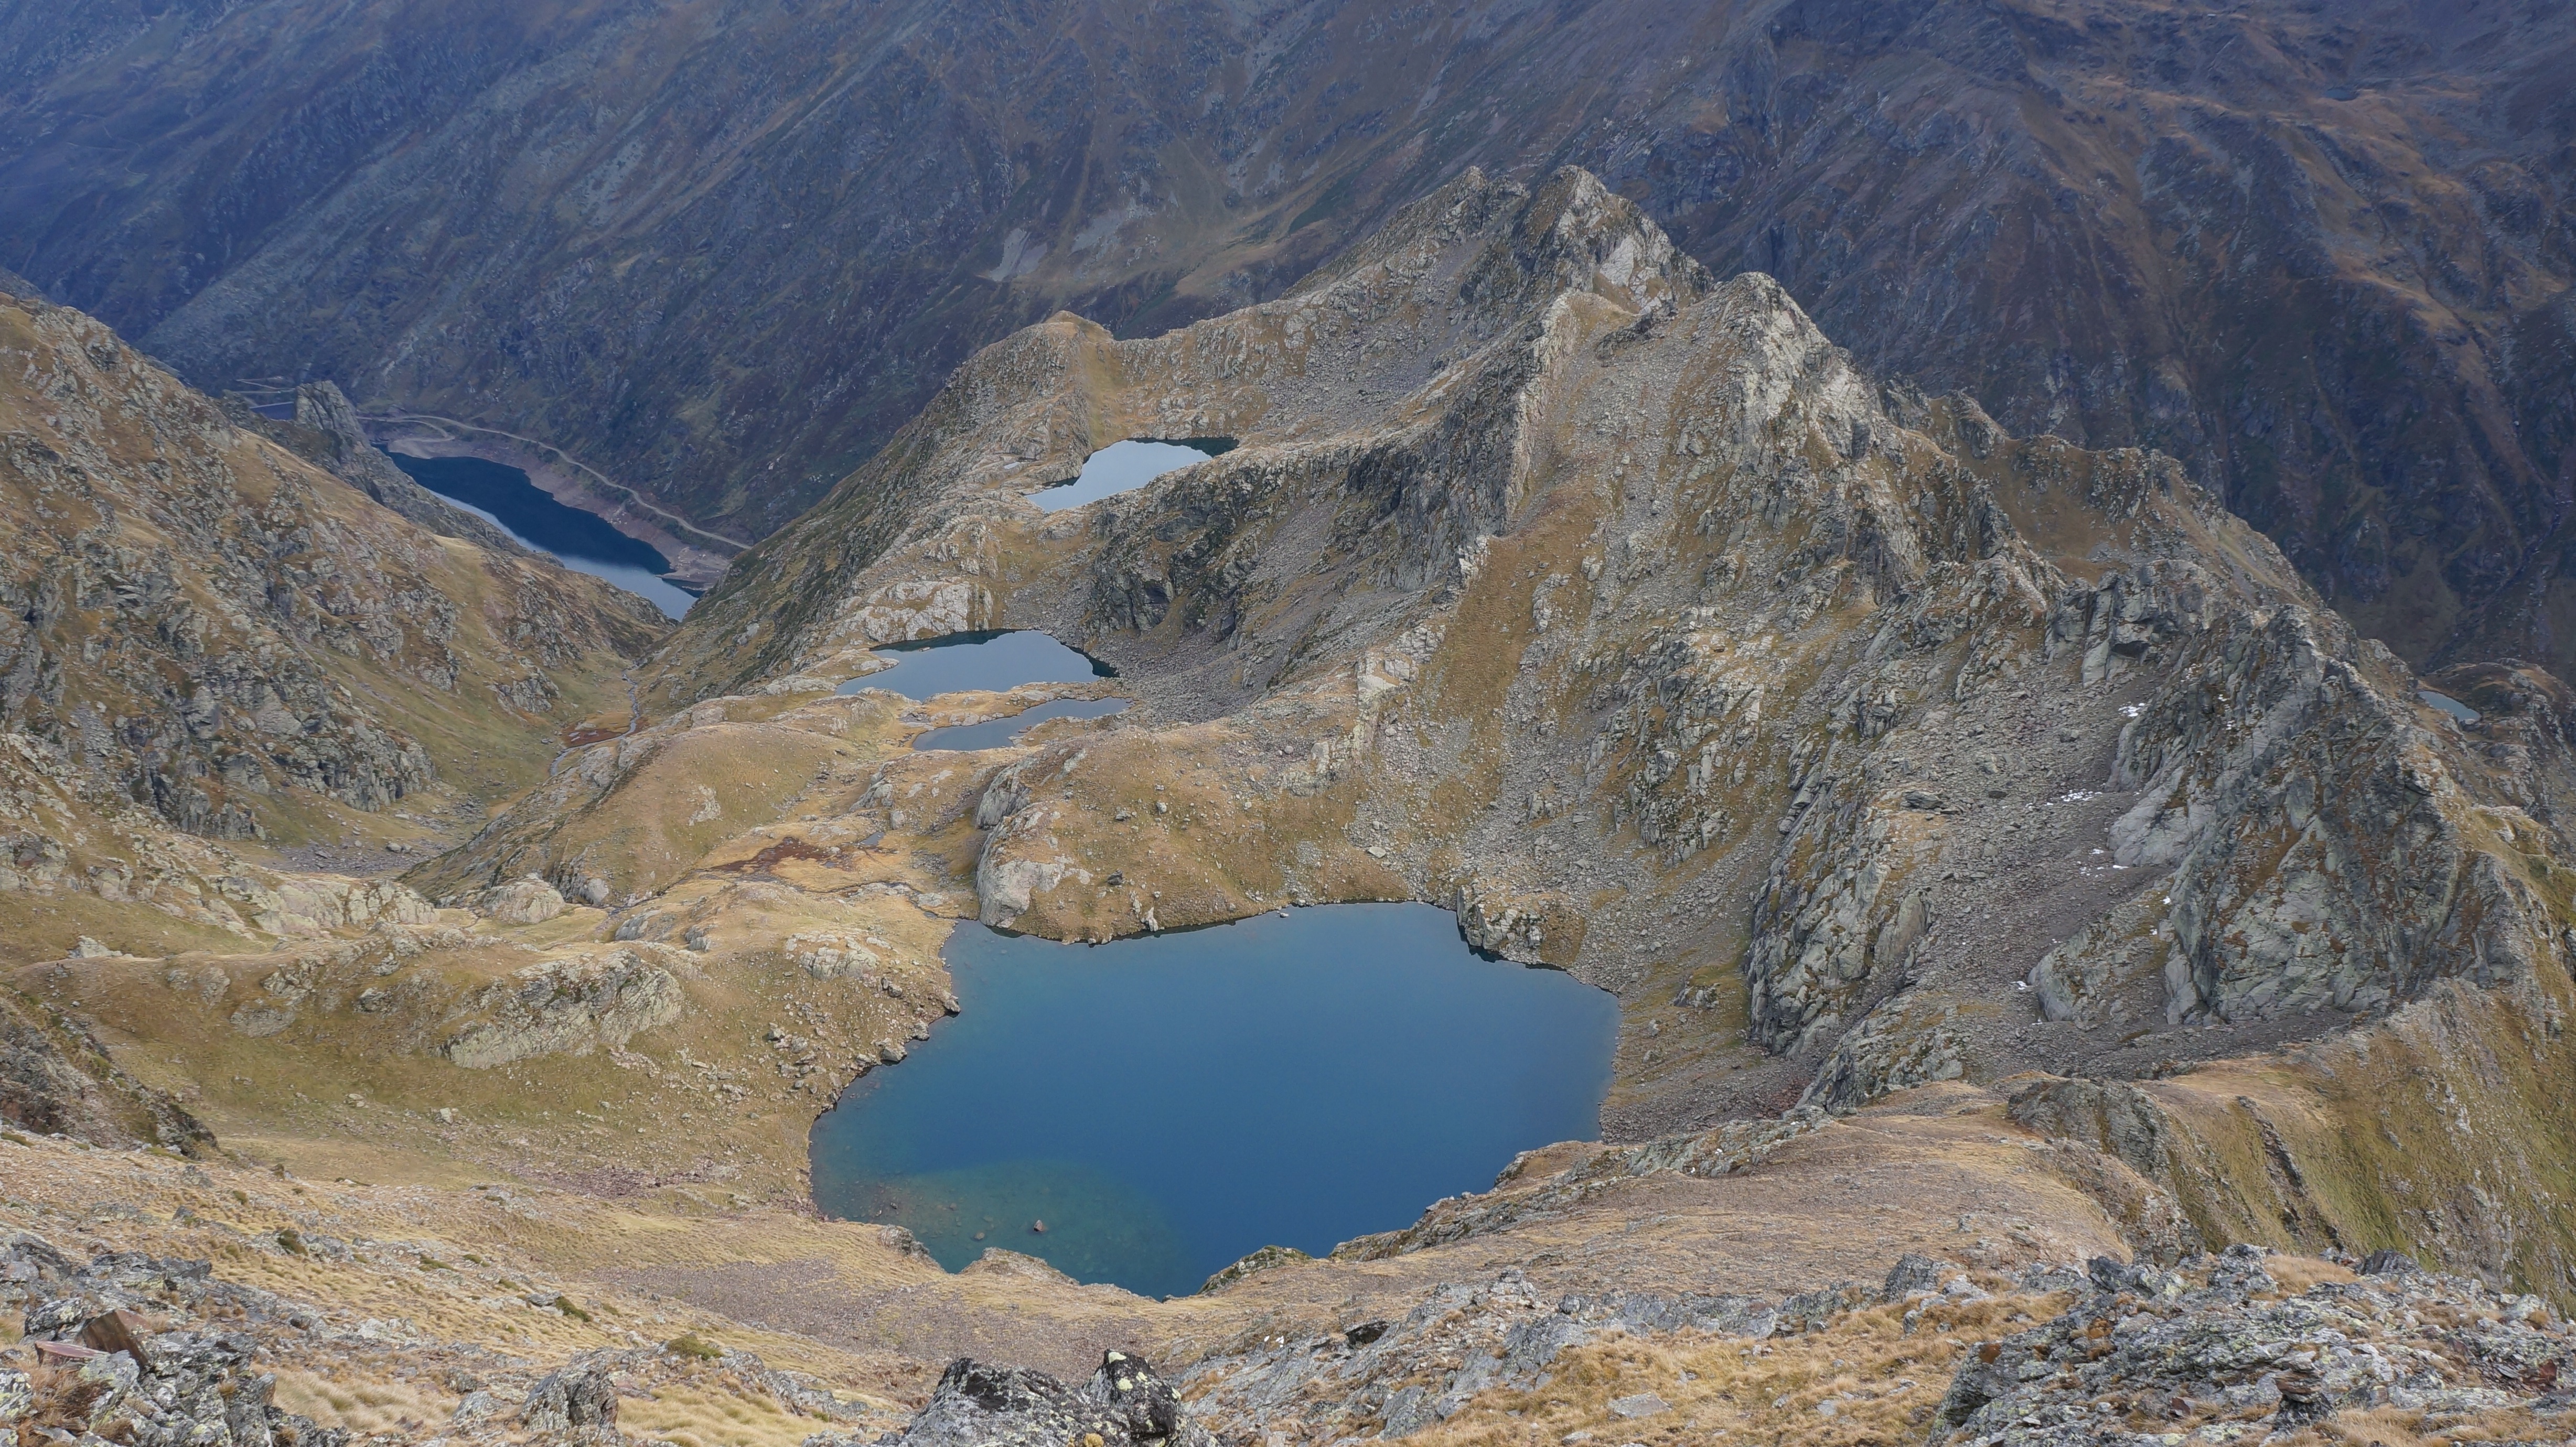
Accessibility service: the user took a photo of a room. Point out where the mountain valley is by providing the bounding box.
[3,13,2576,1443]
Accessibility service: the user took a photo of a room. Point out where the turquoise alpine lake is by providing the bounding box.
[835,631,1113,700]
[1032,437,1232,512]
[381,450,696,619]
[808,903,1617,1299]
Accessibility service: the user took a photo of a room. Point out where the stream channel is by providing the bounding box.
[809,904,1618,1299]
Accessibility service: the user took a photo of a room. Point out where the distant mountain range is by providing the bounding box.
[2,0,2569,674]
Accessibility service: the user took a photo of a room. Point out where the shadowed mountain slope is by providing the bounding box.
[0,0,2568,677]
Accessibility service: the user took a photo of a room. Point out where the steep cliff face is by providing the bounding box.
[0,295,668,846]
[2,0,2567,681]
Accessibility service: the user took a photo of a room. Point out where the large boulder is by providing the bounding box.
[521,1358,619,1432]
[475,876,567,925]
[882,1353,1213,1447]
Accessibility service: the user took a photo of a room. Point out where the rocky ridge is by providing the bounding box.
[4,118,2576,1447]
[0,293,665,849]
[3,0,2569,685]
[223,382,531,560]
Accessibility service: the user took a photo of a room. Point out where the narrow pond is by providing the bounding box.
[834,630,1113,700]
[1033,437,1232,512]
[913,696,1130,751]
[382,451,696,619]
[808,903,1617,1299]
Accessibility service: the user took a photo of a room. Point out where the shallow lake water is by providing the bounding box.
[808,903,1617,1298]
[382,451,695,619]
[834,630,1113,700]
[1032,437,1231,512]
[913,696,1131,751]
[2419,688,2481,723]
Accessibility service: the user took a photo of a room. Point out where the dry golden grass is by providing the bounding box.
[1412,1292,2046,1447]
[2273,1404,2563,1446]
[2262,1255,2358,1295]
[271,1368,458,1438]
[619,1382,819,1447]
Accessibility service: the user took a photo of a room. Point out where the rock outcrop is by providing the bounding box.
[873,1353,1214,1447]
[439,949,684,1069]
[472,876,567,926]
[1932,1247,2576,1447]
[7,1244,344,1447]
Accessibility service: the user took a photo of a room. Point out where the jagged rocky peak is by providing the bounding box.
[650,166,1736,703]
[628,164,2576,1144]
[0,291,667,843]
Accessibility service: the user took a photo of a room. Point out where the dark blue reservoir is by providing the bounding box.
[382,450,695,619]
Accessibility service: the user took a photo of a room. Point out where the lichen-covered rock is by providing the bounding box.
[521,1356,619,1432]
[1930,1245,2576,1446]
[15,1246,348,1447]
[1198,1244,1313,1295]
[1183,1267,1786,1441]
[441,949,683,1068]
[475,876,567,925]
[884,1353,1214,1447]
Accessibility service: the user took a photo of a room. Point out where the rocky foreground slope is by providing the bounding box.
[5,1137,2572,1447]
[6,165,2576,1446]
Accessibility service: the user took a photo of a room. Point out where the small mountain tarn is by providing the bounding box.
[2418,688,2481,724]
[834,630,1115,700]
[1031,438,1235,513]
[808,903,1617,1299]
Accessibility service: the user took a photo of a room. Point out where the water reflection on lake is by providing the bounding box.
[809,904,1616,1299]
[1031,438,1231,512]
[834,631,1112,701]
